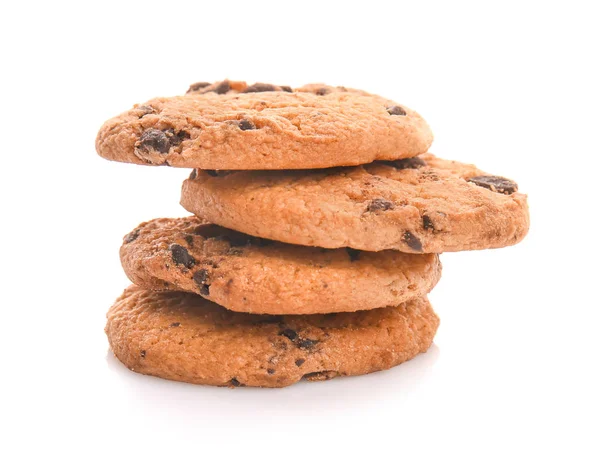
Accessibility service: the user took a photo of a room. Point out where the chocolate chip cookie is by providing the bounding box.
[120,217,441,315]
[181,153,529,253]
[106,286,439,388]
[95,80,433,170]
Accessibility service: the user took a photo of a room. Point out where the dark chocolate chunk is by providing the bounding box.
[303,371,336,381]
[346,248,361,262]
[140,350,146,358]
[280,85,293,92]
[199,285,210,296]
[280,329,318,350]
[123,229,140,244]
[189,169,197,180]
[230,378,241,387]
[193,269,210,295]
[136,105,156,117]
[389,157,426,169]
[238,119,256,131]
[206,170,219,177]
[422,215,435,231]
[267,368,276,375]
[213,81,231,94]
[467,176,518,194]
[403,231,423,252]
[387,105,406,116]
[367,198,394,212]
[139,128,170,154]
[170,322,181,327]
[315,87,330,95]
[169,244,196,268]
[243,83,278,93]
[187,81,211,93]
[184,235,194,247]
[280,328,298,341]
[297,338,318,350]
[164,128,189,146]
[295,358,305,367]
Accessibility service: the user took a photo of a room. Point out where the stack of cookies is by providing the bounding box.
[96,80,529,388]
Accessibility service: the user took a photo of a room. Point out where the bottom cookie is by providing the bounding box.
[106,286,439,388]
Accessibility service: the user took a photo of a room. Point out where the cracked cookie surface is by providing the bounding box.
[106,286,439,388]
[120,217,441,314]
[181,153,529,252]
[95,80,433,170]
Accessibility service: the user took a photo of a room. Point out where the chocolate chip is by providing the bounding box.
[468,176,518,194]
[267,368,276,375]
[169,244,196,268]
[303,371,336,381]
[389,157,427,169]
[213,81,231,94]
[243,83,278,93]
[206,170,219,177]
[315,87,330,95]
[367,198,394,212]
[140,350,146,358]
[387,105,406,116]
[295,359,305,367]
[123,229,140,244]
[164,128,189,146]
[280,329,298,341]
[184,235,194,246]
[187,81,211,93]
[170,322,181,327]
[193,269,210,296]
[346,248,361,262]
[238,119,256,131]
[230,378,241,387]
[139,128,170,154]
[297,338,318,350]
[137,105,156,117]
[403,231,423,252]
[280,85,293,92]
[422,215,435,231]
[280,329,318,350]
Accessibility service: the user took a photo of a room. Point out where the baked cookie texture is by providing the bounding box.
[106,286,439,388]
[181,153,529,253]
[95,80,433,170]
[120,217,441,315]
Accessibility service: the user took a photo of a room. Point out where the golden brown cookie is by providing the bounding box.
[106,286,439,388]
[95,81,433,170]
[181,153,529,253]
[120,217,441,315]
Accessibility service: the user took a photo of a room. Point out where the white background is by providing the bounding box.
[2,1,599,462]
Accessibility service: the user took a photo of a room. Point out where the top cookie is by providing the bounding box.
[95,80,433,170]
[181,154,530,253]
